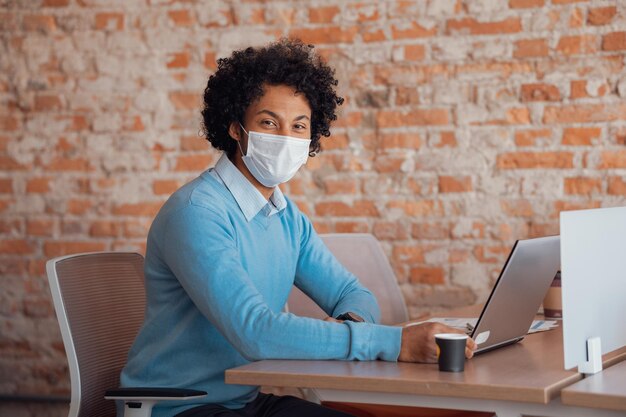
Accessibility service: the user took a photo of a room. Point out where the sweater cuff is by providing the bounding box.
[344,321,403,362]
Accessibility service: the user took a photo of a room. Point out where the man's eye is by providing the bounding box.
[262,120,276,127]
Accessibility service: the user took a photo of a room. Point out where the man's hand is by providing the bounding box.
[324,316,342,323]
[398,322,476,363]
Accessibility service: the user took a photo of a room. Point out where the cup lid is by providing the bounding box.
[435,333,468,340]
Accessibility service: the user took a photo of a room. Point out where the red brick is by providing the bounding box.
[602,32,626,51]
[379,132,421,149]
[552,0,588,3]
[497,152,573,169]
[515,129,552,146]
[180,135,208,151]
[309,6,340,23]
[473,245,511,263]
[43,0,69,6]
[449,249,470,263]
[372,221,410,240]
[0,156,26,170]
[412,222,450,240]
[167,52,190,69]
[376,108,449,128]
[514,39,549,58]
[289,26,359,44]
[395,87,420,106]
[501,199,534,217]
[373,156,405,173]
[45,157,90,171]
[314,200,379,217]
[67,199,92,215]
[113,201,164,217]
[521,83,560,102]
[334,221,369,233]
[543,104,626,124]
[608,177,626,195]
[0,116,19,131]
[404,44,426,61]
[564,177,601,195]
[0,239,35,255]
[34,95,63,111]
[174,154,213,171]
[556,35,597,56]
[562,127,601,146]
[321,133,349,151]
[569,7,584,28]
[204,52,217,70]
[363,28,386,43]
[322,178,358,195]
[439,176,472,193]
[409,266,445,285]
[599,150,626,169]
[392,22,437,39]
[387,200,443,217]
[434,131,457,148]
[570,80,588,99]
[168,10,195,26]
[90,221,121,237]
[169,92,199,110]
[26,178,51,193]
[153,180,180,195]
[0,178,12,193]
[23,14,57,32]
[44,241,106,258]
[446,17,521,35]
[95,12,124,31]
[588,6,617,26]
[393,245,425,263]
[509,0,544,8]
[124,220,150,238]
[26,219,54,237]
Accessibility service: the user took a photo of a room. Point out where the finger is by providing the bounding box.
[465,346,474,359]
[466,338,477,351]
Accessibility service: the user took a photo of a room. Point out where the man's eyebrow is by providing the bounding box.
[256,109,280,118]
[255,109,310,121]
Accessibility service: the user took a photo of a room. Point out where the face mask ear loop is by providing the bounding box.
[237,123,249,157]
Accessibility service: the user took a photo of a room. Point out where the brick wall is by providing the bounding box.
[1,0,625,401]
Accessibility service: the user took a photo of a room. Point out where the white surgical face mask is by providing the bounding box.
[238,124,311,188]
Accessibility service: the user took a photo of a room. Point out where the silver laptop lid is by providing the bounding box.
[471,235,560,354]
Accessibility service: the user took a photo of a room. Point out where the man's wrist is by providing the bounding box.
[335,312,365,322]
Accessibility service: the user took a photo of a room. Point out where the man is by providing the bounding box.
[120,39,476,417]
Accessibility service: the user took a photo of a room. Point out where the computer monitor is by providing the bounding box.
[561,206,626,373]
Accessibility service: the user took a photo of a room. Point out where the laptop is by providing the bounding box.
[470,235,560,354]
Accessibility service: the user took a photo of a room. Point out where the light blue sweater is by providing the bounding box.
[120,156,402,417]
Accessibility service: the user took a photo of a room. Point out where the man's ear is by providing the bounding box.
[228,122,242,141]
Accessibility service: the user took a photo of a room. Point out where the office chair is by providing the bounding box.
[286,233,409,325]
[47,252,206,417]
[286,234,494,417]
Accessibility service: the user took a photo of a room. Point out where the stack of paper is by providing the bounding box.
[406,317,559,335]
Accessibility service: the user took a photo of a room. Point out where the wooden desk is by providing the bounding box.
[561,359,626,412]
[227,316,626,417]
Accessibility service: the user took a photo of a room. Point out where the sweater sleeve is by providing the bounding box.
[162,204,402,362]
[293,209,383,324]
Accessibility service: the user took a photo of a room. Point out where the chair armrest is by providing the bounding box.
[105,387,207,401]
[105,388,207,417]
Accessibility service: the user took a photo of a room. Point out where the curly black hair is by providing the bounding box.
[201,38,344,158]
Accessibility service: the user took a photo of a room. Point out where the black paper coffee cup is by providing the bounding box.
[435,333,467,372]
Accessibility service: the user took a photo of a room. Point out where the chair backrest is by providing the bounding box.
[287,233,408,325]
[47,252,146,417]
